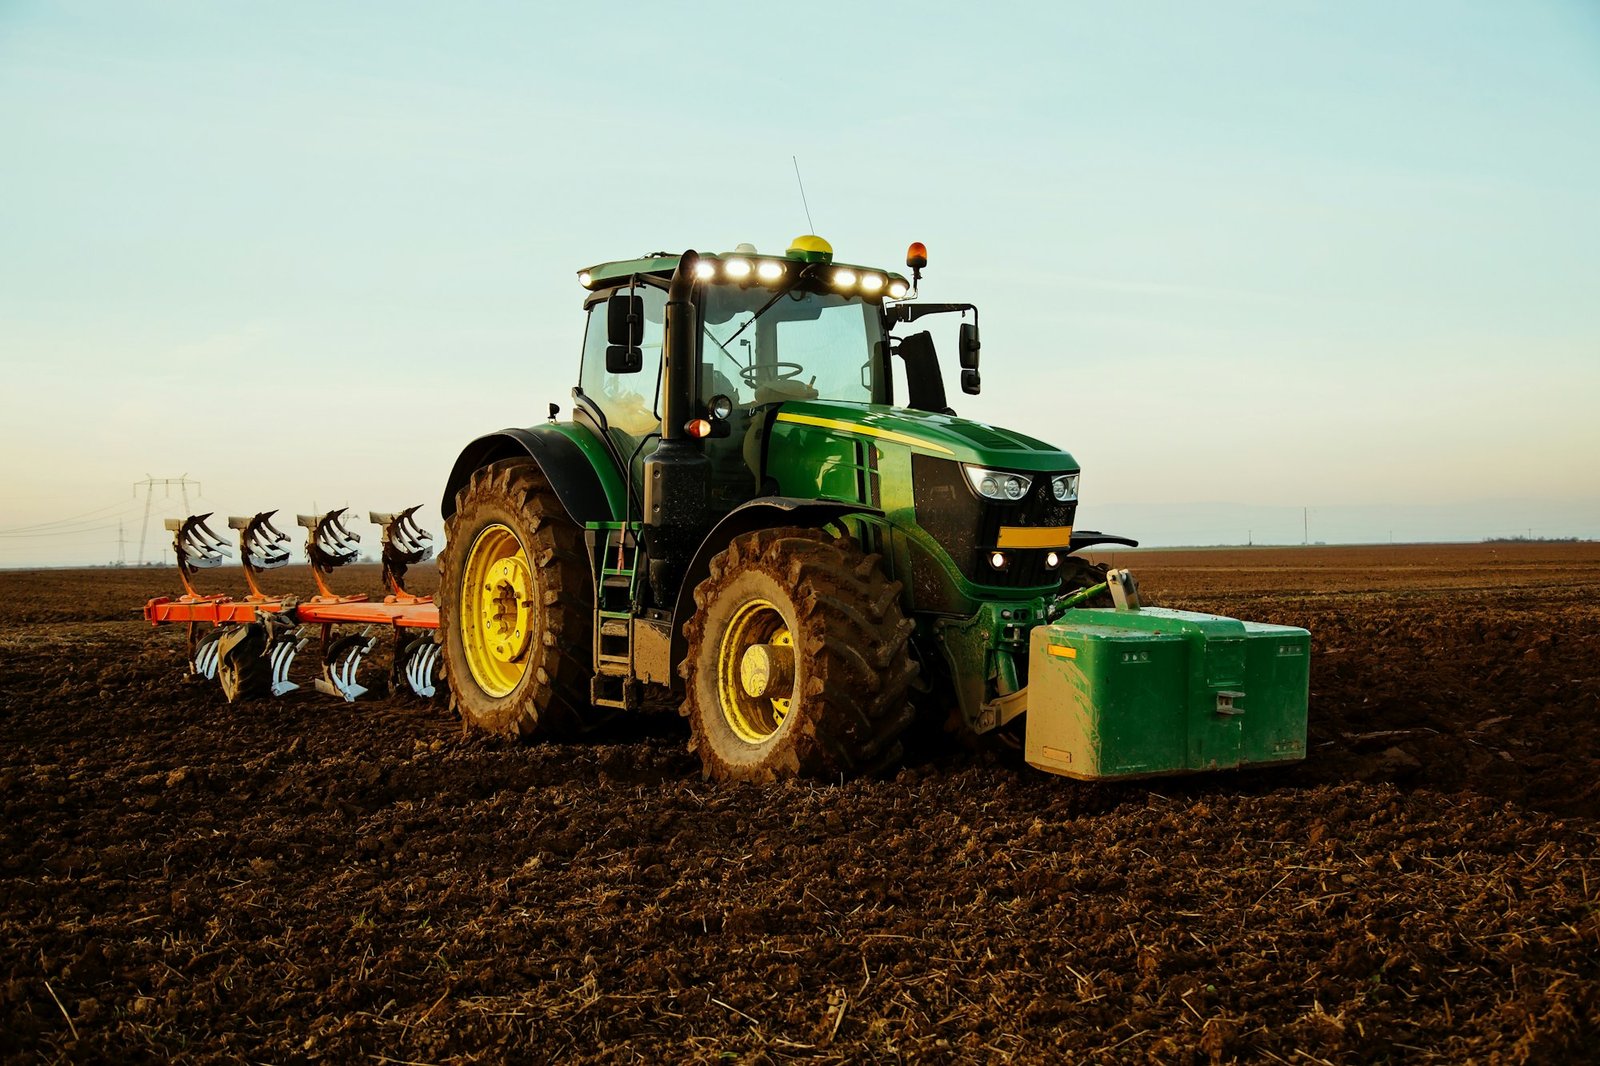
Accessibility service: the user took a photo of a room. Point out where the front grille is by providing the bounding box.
[911,455,1077,588]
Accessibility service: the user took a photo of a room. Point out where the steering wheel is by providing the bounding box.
[739,361,806,389]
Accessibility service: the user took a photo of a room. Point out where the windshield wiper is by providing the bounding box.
[703,323,747,371]
[717,263,819,351]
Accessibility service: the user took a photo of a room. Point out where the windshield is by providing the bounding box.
[700,285,885,407]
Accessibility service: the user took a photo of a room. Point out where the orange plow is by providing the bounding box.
[143,508,441,702]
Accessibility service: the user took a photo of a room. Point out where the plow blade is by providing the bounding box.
[315,631,380,702]
[371,506,434,601]
[192,627,224,680]
[216,615,307,702]
[165,514,232,573]
[298,508,361,567]
[1023,607,1309,781]
[371,506,433,563]
[229,511,292,570]
[394,633,441,699]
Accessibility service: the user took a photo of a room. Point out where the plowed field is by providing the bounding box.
[3,542,1598,1063]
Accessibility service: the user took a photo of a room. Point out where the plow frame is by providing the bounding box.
[143,508,442,702]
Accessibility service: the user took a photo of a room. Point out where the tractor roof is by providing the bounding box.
[576,236,910,296]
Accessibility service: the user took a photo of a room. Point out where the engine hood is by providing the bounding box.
[772,399,1077,473]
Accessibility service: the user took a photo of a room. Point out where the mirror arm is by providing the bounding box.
[886,302,978,328]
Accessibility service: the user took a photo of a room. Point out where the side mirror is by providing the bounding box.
[958,322,980,370]
[605,292,643,374]
[961,368,981,395]
[606,344,642,374]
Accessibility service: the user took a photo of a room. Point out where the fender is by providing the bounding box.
[668,496,884,669]
[440,426,621,525]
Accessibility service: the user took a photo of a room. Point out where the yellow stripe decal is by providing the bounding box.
[774,412,955,455]
[996,525,1074,549]
[1048,644,1077,660]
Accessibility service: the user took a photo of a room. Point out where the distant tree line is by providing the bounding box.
[1482,535,1585,543]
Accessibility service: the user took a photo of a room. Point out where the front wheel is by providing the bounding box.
[680,527,917,782]
[436,459,593,738]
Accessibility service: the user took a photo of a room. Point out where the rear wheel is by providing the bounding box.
[437,459,592,738]
[681,527,917,781]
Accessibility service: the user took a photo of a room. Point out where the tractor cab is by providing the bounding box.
[572,236,963,517]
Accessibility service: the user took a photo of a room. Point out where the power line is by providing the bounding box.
[0,524,123,539]
[0,498,139,536]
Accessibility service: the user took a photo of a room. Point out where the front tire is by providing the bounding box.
[437,459,592,738]
[680,527,917,782]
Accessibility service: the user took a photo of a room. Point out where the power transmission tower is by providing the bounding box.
[116,519,128,566]
[134,475,202,565]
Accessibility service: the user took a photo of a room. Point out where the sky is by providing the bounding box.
[2,1,1598,566]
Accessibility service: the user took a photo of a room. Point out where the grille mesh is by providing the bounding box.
[911,455,1077,589]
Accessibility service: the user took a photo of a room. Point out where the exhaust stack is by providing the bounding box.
[643,250,711,606]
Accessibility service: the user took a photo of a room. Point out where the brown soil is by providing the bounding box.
[2,543,1598,1063]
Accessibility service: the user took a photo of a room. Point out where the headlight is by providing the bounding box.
[1051,473,1079,502]
[962,465,1033,502]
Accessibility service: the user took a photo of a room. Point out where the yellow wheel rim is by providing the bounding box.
[717,597,796,744]
[459,523,535,698]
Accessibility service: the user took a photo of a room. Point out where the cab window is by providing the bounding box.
[578,285,668,449]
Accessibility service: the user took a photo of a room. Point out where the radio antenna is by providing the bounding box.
[792,155,816,233]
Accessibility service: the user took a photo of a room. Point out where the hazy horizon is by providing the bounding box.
[4,3,1598,566]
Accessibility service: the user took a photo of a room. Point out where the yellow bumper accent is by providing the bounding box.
[1047,644,1077,660]
[996,525,1074,549]
[774,412,954,455]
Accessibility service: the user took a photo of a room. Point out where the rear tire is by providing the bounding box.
[437,459,593,738]
[680,527,917,782]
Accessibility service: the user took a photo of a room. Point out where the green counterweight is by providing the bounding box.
[1024,607,1310,780]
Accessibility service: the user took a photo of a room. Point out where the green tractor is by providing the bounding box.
[436,236,1309,782]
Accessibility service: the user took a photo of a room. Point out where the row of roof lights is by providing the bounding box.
[702,257,910,298]
[579,260,909,299]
